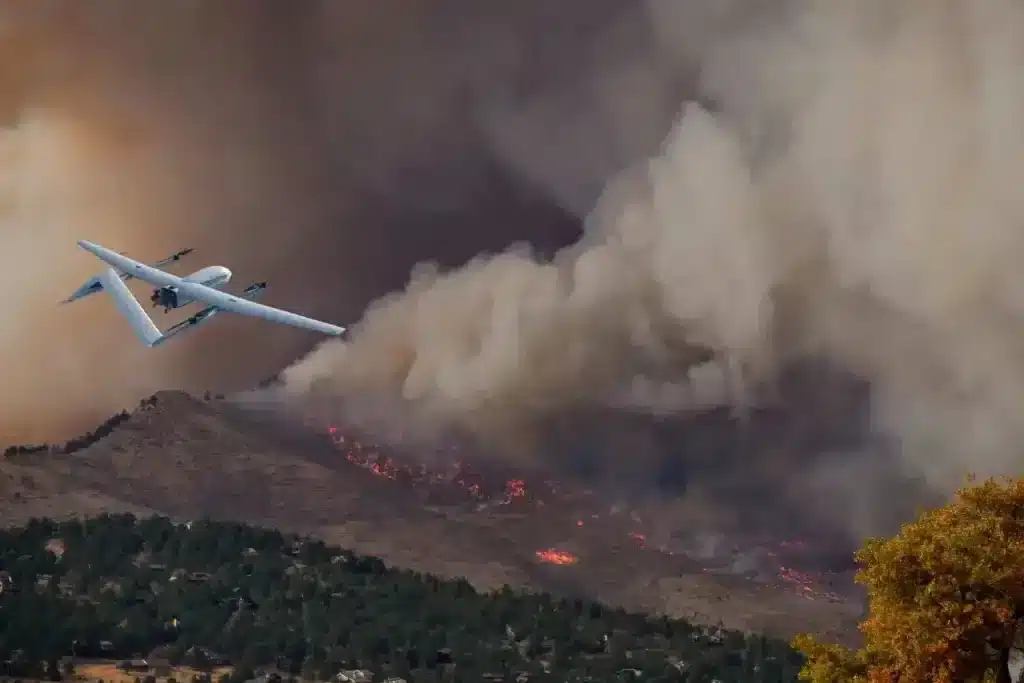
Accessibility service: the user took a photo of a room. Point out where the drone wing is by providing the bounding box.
[78,240,346,338]
[98,267,164,346]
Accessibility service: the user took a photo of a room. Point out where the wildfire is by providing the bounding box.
[535,549,579,566]
[324,424,489,496]
[778,566,842,602]
[319,422,560,508]
[315,419,848,602]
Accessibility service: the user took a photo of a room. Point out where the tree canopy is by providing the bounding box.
[0,513,804,683]
[795,476,1024,683]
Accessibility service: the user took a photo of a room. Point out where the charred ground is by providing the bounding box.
[0,389,865,644]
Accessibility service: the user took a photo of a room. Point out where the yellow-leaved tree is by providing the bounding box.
[794,476,1024,683]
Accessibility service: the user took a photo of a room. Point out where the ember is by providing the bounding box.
[535,549,578,565]
[506,479,526,498]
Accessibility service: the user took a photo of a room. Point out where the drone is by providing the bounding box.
[64,240,345,347]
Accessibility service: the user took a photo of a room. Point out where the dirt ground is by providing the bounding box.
[74,663,234,683]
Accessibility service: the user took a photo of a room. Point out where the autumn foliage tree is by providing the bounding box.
[795,476,1024,683]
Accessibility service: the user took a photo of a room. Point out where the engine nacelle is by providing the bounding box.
[150,266,231,311]
[151,286,179,309]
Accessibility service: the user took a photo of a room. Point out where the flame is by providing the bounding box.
[318,421,563,507]
[535,549,578,565]
[322,423,494,496]
[315,420,849,600]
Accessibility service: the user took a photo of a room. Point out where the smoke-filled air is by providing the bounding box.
[3,1,1024,535]
[282,0,1024,499]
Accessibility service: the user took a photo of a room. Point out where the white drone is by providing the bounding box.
[64,240,345,347]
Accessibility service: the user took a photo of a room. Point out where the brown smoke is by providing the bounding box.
[0,1,630,443]
[0,3,331,442]
[282,0,1024,506]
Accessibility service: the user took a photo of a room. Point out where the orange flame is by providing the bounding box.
[535,549,578,565]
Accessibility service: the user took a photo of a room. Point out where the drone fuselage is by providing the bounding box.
[151,265,231,312]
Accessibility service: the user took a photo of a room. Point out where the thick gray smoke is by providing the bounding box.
[281,0,1024,516]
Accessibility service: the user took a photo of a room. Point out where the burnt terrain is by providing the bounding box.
[0,390,864,644]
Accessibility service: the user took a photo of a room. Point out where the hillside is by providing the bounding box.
[0,391,862,642]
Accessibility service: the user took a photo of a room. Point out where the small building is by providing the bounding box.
[336,670,373,683]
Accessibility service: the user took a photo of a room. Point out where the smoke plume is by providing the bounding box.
[5,1,1024,538]
[281,0,1024,506]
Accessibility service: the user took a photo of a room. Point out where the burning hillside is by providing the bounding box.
[311,418,856,605]
[0,390,862,640]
